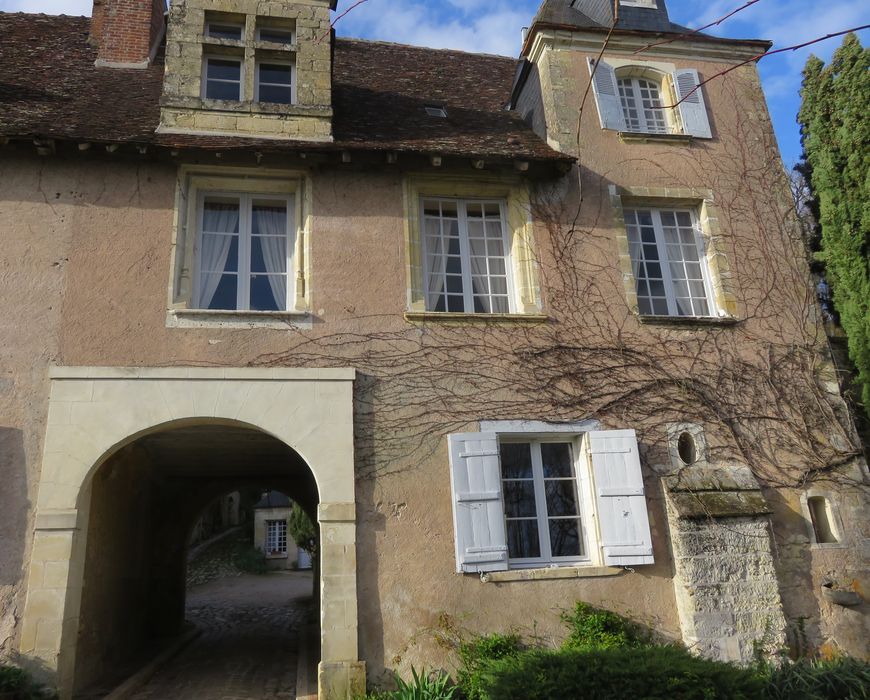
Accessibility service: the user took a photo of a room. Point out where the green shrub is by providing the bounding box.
[456,633,524,700]
[762,656,870,700]
[478,646,764,700]
[0,663,54,699]
[560,601,647,651]
[233,546,268,574]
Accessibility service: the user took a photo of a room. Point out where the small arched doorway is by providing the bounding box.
[19,367,364,700]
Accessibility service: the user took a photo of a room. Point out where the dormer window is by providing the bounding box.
[587,58,712,138]
[425,105,448,118]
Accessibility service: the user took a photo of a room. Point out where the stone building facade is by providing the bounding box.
[0,0,867,698]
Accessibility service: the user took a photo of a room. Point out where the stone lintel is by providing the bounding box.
[667,491,770,519]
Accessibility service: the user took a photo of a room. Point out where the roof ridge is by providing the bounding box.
[335,36,516,62]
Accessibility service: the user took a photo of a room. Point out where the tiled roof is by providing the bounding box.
[0,13,569,163]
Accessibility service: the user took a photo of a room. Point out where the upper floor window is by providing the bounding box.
[206,21,243,41]
[255,61,294,104]
[588,58,712,138]
[624,207,715,317]
[421,198,513,314]
[618,76,668,134]
[195,193,291,311]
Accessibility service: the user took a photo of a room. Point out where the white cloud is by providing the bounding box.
[0,0,91,14]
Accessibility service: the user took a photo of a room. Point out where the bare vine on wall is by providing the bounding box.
[251,79,863,493]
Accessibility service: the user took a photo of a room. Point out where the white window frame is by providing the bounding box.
[624,207,717,318]
[617,75,670,135]
[193,190,293,311]
[254,59,296,105]
[265,519,288,556]
[499,437,591,569]
[202,55,244,101]
[420,197,517,314]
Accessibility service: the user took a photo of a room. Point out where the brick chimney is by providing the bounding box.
[90,0,166,68]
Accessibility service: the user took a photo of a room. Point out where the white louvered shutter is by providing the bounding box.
[584,429,654,566]
[448,433,509,573]
[587,57,626,131]
[672,69,712,138]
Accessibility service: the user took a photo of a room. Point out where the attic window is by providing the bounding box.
[258,27,295,45]
[425,105,448,118]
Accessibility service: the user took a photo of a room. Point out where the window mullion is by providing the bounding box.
[240,194,251,310]
[530,442,552,562]
[632,79,647,133]
[653,210,677,315]
[457,200,474,313]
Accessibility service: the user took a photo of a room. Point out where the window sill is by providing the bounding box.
[618,132,695,145]
[167,308,311,329]
[404,311,549,324]
[480,565,623,583]
[637,314,739,327]
[160,95,332,118]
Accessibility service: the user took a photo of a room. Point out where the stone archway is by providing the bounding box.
[19,367,364,700]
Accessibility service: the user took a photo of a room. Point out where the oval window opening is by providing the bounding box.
[677,432,696,465]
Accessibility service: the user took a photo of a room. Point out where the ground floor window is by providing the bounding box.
[265,519,288,556]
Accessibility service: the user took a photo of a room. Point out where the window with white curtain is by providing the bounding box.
[421,197,513,314]
[195,192,291,311]
[617,76,669,134]
[623,207,715,317]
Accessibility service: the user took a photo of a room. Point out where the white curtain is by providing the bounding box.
[253,205,288,309]
[199,202,239,309]
[425,218,447,310]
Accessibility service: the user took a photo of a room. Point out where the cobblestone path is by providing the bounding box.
[130,572,314,700]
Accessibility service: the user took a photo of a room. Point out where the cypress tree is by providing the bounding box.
[797,33,870,414]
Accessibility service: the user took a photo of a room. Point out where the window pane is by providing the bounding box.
[545,481,579,517]
[207,58,241,81]
[259,63,292,85]
[503,481,537,518]
[203,199,240,233]
[200,234,238,273]
[501,443,533,479]
[446,295,465,312]
[258,84,293,104]
[251,236,287,274]
[208,23,242,40]
[252,203,287,234]
[541,443,572,478]
[506,520,540,559]
[250,274,283,311]
[206,79,241,101]
[205,273,238,310]
[549,519,583,557]
[259,29,293,44]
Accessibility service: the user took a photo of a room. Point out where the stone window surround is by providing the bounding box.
[167,165,312,329]
[609,184,738,322]
[403,174,543,321]
[800,489,848,548]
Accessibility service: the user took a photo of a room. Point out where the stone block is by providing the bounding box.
[318,661,366,700]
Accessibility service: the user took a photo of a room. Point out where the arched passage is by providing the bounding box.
[20,367,364,700]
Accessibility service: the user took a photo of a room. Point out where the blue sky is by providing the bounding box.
[3,0,867,165]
